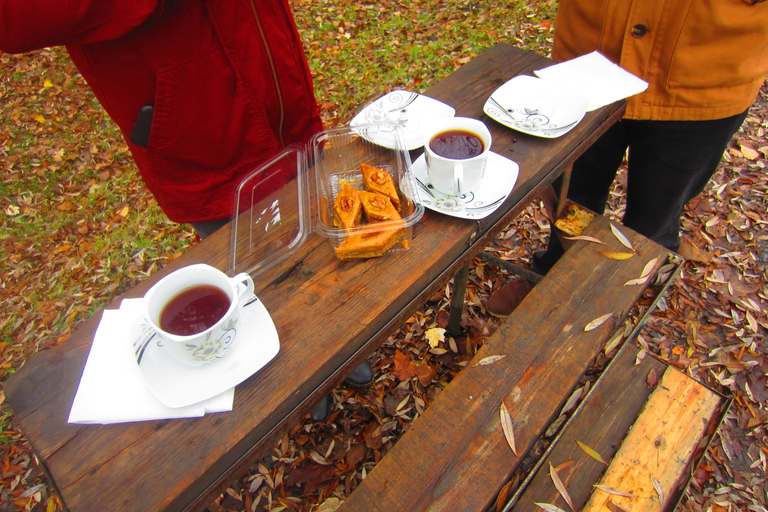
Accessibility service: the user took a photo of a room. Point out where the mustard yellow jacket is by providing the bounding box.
[553,0,768,121]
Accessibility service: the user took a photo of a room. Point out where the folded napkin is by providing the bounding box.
[535,51,649,112]
[68,298,234,424]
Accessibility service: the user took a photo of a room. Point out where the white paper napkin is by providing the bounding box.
[68,299,234,424]
[535,51,649,112]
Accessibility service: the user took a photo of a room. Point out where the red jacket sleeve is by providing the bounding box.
[0,0,164,53]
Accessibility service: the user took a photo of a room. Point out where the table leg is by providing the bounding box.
[447,265,469,337]
[555,163,573,219]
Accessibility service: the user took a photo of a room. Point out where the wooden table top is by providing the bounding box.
[5,43,626,512]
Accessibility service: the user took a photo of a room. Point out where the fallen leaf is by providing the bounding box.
[576,441,607,465]
[603,331,624,354]
[596,250,634,260]
[425,327,445,348]
[500,402,517,455]
[740,144,760,160]
[474,354,507,367]
[646,368,658,388]
[393,350,416,381]
[623,276,649,286]
[593,484,635,498]
[610,224,634,251]
[585,313,613,331]
[534,504,567,512]
[563,235,605,244]
[549,463,575,512]
[651,475,665,504]
[495,479,512,512]
[606,501,631,512]
[640,256,660,279]
[625,256,661,286]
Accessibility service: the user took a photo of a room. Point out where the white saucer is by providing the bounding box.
[136,295,279,408]
[483,75,588,138]
[412,152,519,220]
[350,90,455,150]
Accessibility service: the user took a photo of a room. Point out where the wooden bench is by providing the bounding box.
[509,343,728,512]
[335,213,726,511]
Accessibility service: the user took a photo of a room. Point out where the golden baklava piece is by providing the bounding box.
[361,163,400,211]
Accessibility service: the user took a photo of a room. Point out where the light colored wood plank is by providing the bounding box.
[583,366,721,512]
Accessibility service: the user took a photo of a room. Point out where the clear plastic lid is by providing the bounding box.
[229,144,310,277]
[229,122,424,273]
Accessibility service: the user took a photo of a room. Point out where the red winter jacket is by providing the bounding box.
[0,0,323,223]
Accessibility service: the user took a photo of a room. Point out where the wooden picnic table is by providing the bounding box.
[4,43,626,512]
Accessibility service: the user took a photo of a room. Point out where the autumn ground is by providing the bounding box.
[1,0,767,511]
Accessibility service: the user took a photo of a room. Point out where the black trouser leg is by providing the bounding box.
[620,111,749,251]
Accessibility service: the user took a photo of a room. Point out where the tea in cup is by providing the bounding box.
[423,117,492,196]
[143,264,254,367]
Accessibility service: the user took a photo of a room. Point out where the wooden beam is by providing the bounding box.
[583,367,722,512]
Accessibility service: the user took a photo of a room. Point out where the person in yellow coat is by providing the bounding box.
[487,0,768,316]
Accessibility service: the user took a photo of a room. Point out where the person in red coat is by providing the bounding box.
[1,0,371,419]
[0,0,323,236]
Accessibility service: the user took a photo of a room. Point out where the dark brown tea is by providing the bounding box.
[429,129,485,159]
[159,285,230,336]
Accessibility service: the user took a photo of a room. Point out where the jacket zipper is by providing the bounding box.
[248,0,286,148]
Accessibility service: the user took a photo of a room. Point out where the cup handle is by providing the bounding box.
[454,163,464,196]
[231,272,255,303]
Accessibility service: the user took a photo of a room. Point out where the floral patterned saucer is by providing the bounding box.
[412,152,519,220]
[350,90,455,150]
[136,295,279,408]
[483,75,588,138]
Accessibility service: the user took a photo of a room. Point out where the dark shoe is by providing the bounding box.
[531,236,565,275]
[344,360,374,388]
[486,277,532,318]
[310,394,332,422]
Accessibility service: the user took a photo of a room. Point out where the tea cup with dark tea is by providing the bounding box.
[143,264,254,367]
[423,117,492,196]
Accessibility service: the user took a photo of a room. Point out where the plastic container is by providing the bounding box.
[229,122,423,276]
[311,123,424,257]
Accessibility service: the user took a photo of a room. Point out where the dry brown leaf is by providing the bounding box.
[549,463,575,512]
[585,313,613,332]
[500,402,517,455]
[553,460,574,473]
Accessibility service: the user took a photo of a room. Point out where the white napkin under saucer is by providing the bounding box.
[68,298,234,424]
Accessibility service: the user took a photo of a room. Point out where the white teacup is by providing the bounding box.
[423,117,492,196]
[143,264,254,367]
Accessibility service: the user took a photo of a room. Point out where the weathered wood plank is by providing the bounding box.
[337,215,672,512]
[582,366,723,512]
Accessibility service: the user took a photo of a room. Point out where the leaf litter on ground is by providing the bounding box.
[2,1,767,511]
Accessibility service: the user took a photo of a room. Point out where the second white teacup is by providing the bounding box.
[423,117,492,196]
[143,263,254,367]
